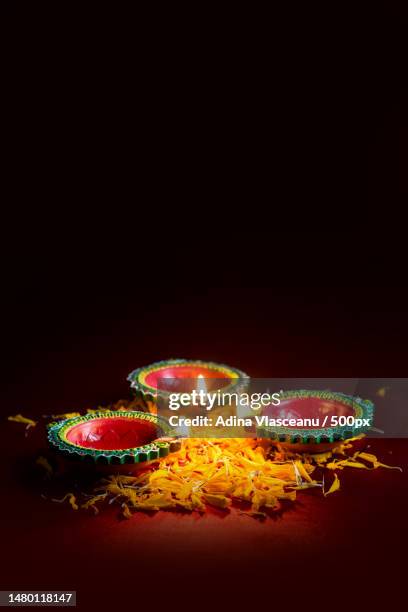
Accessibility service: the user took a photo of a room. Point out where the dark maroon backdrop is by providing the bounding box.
[2,4,408,609]
[2,282,408,610]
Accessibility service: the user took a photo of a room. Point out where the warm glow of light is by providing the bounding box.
[197,373,207,394]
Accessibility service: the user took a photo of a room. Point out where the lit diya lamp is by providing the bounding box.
[48,410,180,470]
[257,390,374,452]
[127,358,249,409]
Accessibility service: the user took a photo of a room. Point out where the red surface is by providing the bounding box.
[263,396,355,428]
[1,419,407,611]
[66,416,158,450]
[2,287,408,610]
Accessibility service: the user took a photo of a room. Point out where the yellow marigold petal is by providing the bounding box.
[81,495,106,514]
[295,460,314,482]
[357,452,377,463]
[324,473,340,497]
[52,493,78,510]
[374,462,402,471]
[149,469,172,482]
[122,503,132,519]
[326,461,342,470]
[191,493,206,511]
[8,414,37,428]
[202,493,231,509]
[337,460,368,469]
[310,452,332,464]
[356,452,402,471]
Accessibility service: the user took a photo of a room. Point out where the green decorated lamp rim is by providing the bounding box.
[127,358,249,399]
[256,389,375,444]
[48,410,180,465]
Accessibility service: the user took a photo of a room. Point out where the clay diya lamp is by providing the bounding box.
[127,359,249,412]
[48,410,180,472]
[257,390,374,452]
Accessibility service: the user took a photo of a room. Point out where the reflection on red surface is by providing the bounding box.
[145,366,231,392]
[65,417,158,450]
[263,396,355,429]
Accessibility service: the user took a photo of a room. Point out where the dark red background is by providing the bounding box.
[2,4,408,610]
[2,284,408,611]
